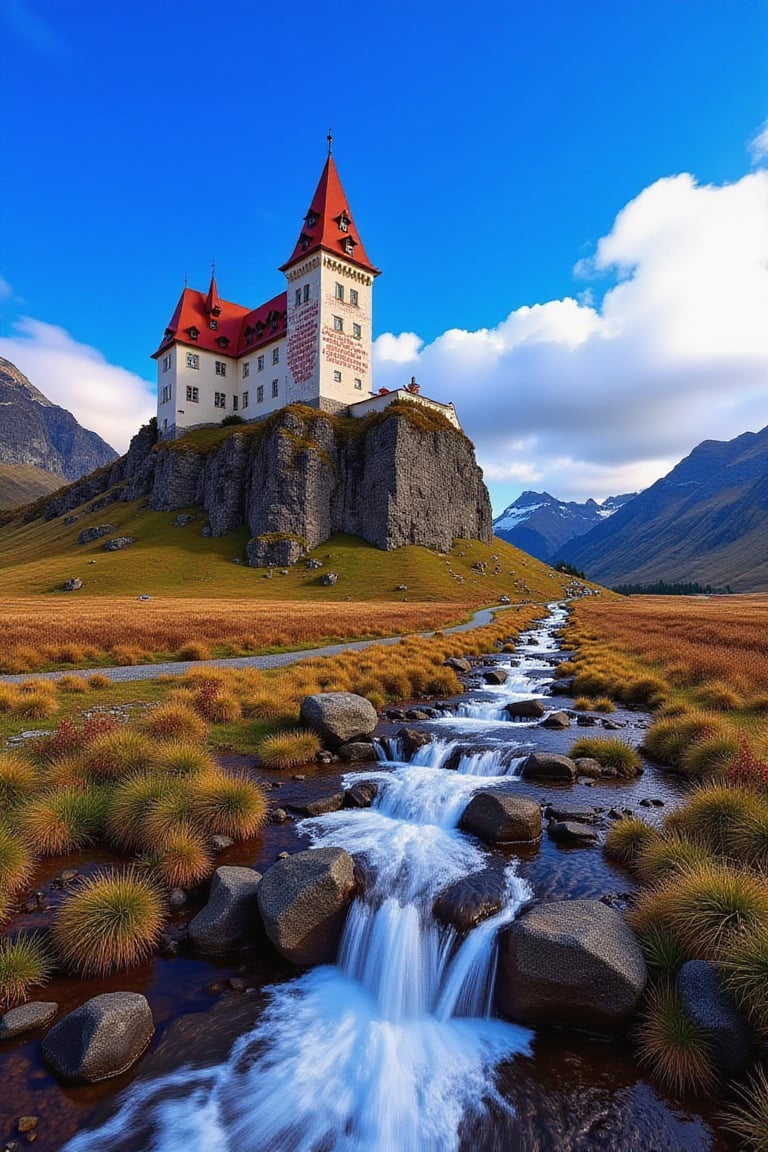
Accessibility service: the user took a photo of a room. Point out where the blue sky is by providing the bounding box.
[1,0,767,513]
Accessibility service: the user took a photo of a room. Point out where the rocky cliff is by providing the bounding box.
[0,358,118,482]
[29,403,493,564]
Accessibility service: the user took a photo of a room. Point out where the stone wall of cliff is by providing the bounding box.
[30,404,493,564]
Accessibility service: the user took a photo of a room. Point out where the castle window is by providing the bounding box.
[354,378,362,390]
[272,346,280,365]
[270,316,278,333]
[350,288,359,306]
[300,233,311,251]
[210,319,218,330]
[295,288,301,307]
[257,354,264,371]
[338,212,350,233]
[333,370,342,383]
[303,284,310,303]
[214,392,226,409]
[257,385,264,403]
[162,353,172,372]
[306,211,318,229]
[353,322,362,339]
[256,322,265,337]
[272,379,279,398]
[187,327,199,340]
[215,361,227,377]
[333,316,343,332]
[186,386,199,403]
[245,326,255,345]
[233,396,238,411]
[161,384,171,404]
[242,362,250,378]
[243,391,249,408]
[186,353,199,370]
[344,238,355,256]
[334,282,344,301]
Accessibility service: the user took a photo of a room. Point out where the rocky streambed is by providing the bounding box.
[0,605,737,1151]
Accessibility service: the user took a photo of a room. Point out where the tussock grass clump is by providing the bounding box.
[177,641,211,662]
[637,922,687,977]
[696,682,743,711]
[635,980,716,1095]
[56,674,89,694]
[201,692,241,724]
[87,673,112,689]
[643,713,724,769]
[20,786,107,856]
[0,826,36,896]
[0,752,39,809]
[678,734,740,781]
[572,668,616,697]
[156,742,217,778]
[81,728,158,781]
[665,784,765,857]
[53,869,165,977]
[11,691,57,720]
[141,790,196,848]
[617,675,667,708]
[106,773,169,851]
[256,728,322,770]
[635,835,713,884]
[568,736,642,777]
[0,684,20,712]
[728,807,768,872]
[151,825,214,890]
[604,817,660,868]
[192,773,267,839]
[720,927,768,1036]
[137,703,209,744]
[722,1063,768,1152]
[0,934,53,1009]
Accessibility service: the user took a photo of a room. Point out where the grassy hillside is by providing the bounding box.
[0,494,593,603]
[0,463,64,509]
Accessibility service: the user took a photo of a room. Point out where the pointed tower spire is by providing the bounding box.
[279,152,379,276]
[205,265,222,316]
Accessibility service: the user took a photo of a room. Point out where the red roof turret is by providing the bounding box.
[204,272,222,316]
[280,155,380,276]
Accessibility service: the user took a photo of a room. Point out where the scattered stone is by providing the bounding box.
[505,699,546,720]
[63,515,77,525]
[172,514,196,527]
[200,525,212,537]
[159,934,179,957]
[678,960,750,1073]
[397,726,433,757]
[53,869,79,888]
[337,741,378,763]
[520,752,578,781]
[292,773,306,780]
[277,851,290,860]
[270,807,288,825]
[0,1002,58,1040]
[305,558,323,570]
[289,792,345,817]
[496,899,647,1029]
[300,692,378,750]
[405,709,430,721]
[320,571,339,586]
[103,536,135,551]
[16,1119,37,1135]
[62,578,83,591]
[539,711,571,729]
[434,863,509,932]
[574,758,602,779]
[444,657,472,674]
[188,866,263,956]
[227,977,248,993]
[258,847,357,966]
[459,792,542,845]
[77,524,114,545]
[384,708,406,721]
[549,678,575,695]
[639,797,664,808]
[168,889,187,910]
[545,803,599,824]
[41,992,154,1083]
[576,714,599,727]
[396,584,408,591]
[548,820,599,846]
[482,669,508,685]
[499,594,511,604]
[211,834,234,851]
[344,781,379,808]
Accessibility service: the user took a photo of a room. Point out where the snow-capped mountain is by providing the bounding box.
[493,490,637,563]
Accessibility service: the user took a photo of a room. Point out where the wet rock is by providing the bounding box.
[168,889,187,910]
[405,709,430,721]
[41,992,154,1083]
[188,866,263,956]
[545,803,599,824]
[577,714,599,726]
[16,1118,37,1135]
[505,698,546,720]
[482,668,508,685]
[397,726,433,757]
[227,977,248,993]
[337,741,378,763]
[290,792,345,817]
[520,753,578,781]
[344,781,379,808]
[299,692,378,750]
[211,834,234,851]
[444,657,472,674]
[639,797,664,808]
[271,808,289,824]
[548,820,599,845]
[548,677,574,695]
[496,899,647,1030]
[433,863,509,932]
[459,792,542,845]
[540,711,571,729]
[0,1002,58,1040]
[384,708,406,721]
[677,960,750,1073]
[258,847,357,966]
[574,757,602,779]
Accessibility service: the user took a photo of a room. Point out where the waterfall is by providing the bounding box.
[62,605,567,1152]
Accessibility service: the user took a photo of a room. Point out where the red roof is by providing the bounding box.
[153,281,287,359]
[280,155,380,276]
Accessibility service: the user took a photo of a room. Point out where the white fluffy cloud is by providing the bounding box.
[0,318,155,454]
[374,171,768,510]
[749,121,768,165]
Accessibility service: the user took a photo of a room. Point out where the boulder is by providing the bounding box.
[547,820,599,846]
[540,711,571,729]
[320,571,339,586]
[41,993,154,1083]
[545,803,599,824]
[62,578,83,592]
[338,741,378,763]
[103,536,135,551]
[520,753,577,781]
[188,866,263,956]
[258,847,357,966]
[548,678,574,695]
[289,792,345,817]
[574,757,602,779]
[76,524,114,545]
[0,1001,58,1040]
[172,513,196,526]
[299,692,378,751]
[397,726,433,757]
[433,863,509,932]
[344,781,379,808]
[506,699,546,720]
[459,791,542,845]
[483,668,508,685]
[677,960,751,1073]
[444,656,472,674]
[496,899,647,1029]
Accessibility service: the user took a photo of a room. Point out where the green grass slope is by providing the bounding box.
[0,463,64,509]
[0,493,598,604]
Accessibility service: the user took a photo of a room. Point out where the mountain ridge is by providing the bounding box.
[492,489,636,562]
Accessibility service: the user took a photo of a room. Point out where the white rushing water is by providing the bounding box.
[62,606,567,1152]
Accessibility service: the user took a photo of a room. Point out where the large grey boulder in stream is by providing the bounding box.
[496,899,647,1029]
[188,866,263,956]
[299,693,378,750]
[41,993,154,1083]
[258,847,358,966]
[677,960,751,1073]
[433,863,510,932]
[459,792,542,845]
[520,753,577,781]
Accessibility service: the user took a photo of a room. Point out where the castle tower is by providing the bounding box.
[281,147,380,413]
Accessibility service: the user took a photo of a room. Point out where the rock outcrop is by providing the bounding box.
[27,403,493,564]
[258,847,358,966]
[41,992,154,1082]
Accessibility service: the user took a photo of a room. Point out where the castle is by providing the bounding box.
[153,144,459,437]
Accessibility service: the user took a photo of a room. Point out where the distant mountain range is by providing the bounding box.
[561,426,768,592]
[493,490,637,562]
[0,357,117,507]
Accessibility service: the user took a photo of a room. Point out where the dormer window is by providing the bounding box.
[299,232,312,251]
[210,304,222,318]
[163,327,173,340]
[256,321,265,338]
[343,237,356,256]
[245,326,255,345]
[186,326,199,340]
[216,336,230,348]
[305,211,318,229]
[210,319,218,330]
[337,211,350,233]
